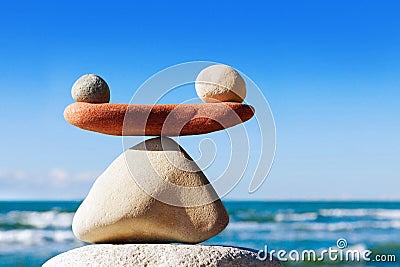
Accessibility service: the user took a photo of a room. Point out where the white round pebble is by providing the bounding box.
[195,64,246,103]
[71,74,110,103]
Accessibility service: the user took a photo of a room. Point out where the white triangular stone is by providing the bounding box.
[72,137,229,244]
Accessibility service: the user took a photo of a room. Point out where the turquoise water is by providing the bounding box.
[0,201,399,266]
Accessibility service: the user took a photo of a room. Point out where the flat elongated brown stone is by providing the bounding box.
[64,102,255,136]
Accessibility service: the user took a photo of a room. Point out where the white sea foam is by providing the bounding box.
[319,208,370,217]
[274,212,318,222]
[373,209,400,219]
[0,229,79,245]
[288,220,400,232]
[319,208,400,220]
[227,221,279,232]
[0,211,74,229]
[227,218,400,238]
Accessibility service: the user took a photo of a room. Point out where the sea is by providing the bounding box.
[0,201,399,267]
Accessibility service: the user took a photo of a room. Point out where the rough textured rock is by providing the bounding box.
[72,137,229,244]
[71,74,110,103]
[64,102,254,136]
[43,244,282,267]
[195,64,246,103]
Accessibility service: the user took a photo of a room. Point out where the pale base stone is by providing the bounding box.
[43,244,281,267]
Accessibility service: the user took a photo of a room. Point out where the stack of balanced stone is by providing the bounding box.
[43,64,281,267]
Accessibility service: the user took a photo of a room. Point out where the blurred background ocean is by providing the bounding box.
[1,1,400,266]
[1,201,399,267]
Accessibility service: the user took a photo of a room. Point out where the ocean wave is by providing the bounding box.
[0,210,74,230]
[288,220,400,232]
[373,209,400,219]
[292,221,363,232]
[0,229,79,245]
[227,221,280,232]
[275,212,318,222]
[228,219,400,235]
[229,209,275,223]
[229,208,400,224]
[230,211,319,223]
[319,208,400,220]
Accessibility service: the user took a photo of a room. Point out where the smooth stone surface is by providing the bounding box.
[64,102,254,136]
[71,74,110,103]
[43,244,282,267]
[195,64,246,103]
[72,137,229,244]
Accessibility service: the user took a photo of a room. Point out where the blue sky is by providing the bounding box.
[0,0,399,200]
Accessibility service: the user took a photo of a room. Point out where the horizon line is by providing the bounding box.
[1,198,400,202]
